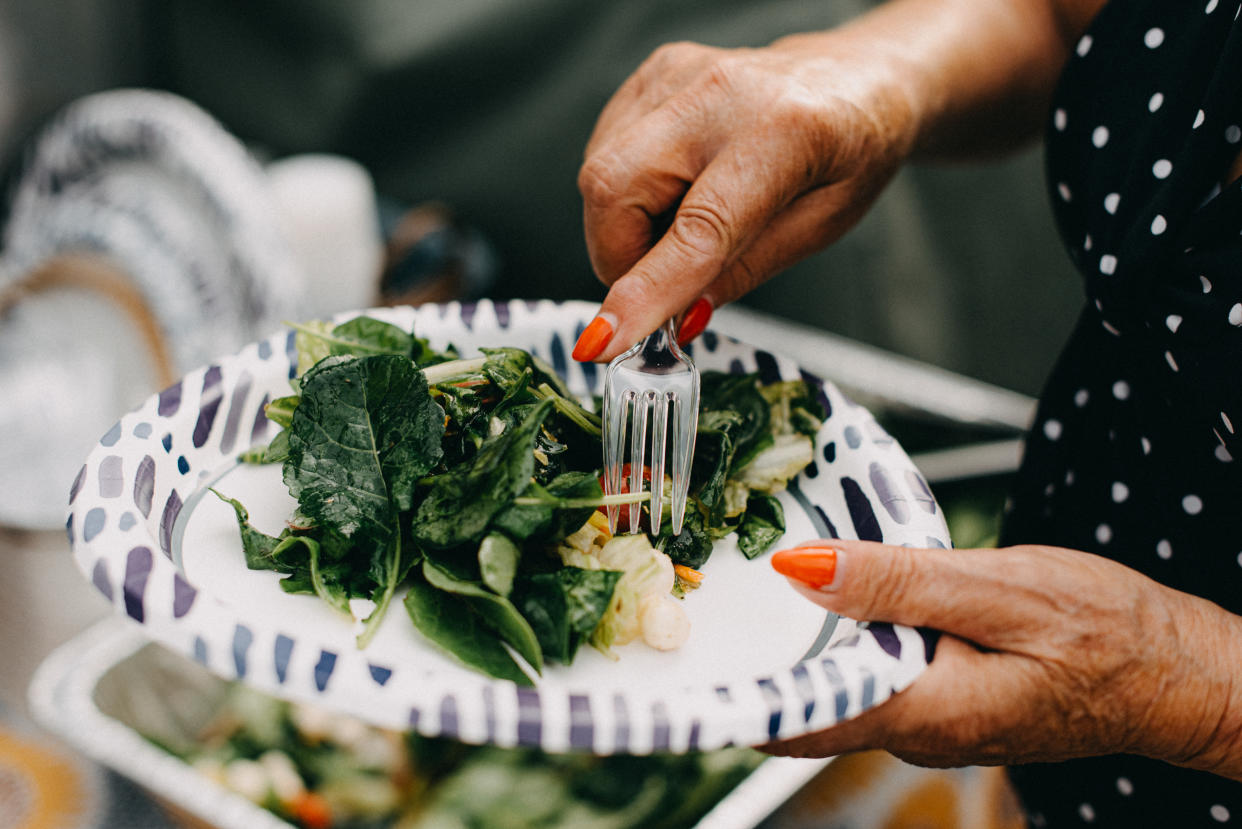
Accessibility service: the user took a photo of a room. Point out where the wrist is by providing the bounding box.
[1134,589,1242,781]
[772,0,1076,160]
[766,29,925,166]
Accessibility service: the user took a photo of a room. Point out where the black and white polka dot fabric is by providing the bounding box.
[1001,1,1242,825]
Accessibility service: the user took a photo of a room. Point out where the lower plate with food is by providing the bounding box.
[31,620,833,829]
[65,300,947,754]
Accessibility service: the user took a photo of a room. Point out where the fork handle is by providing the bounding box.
[639,320,682,369]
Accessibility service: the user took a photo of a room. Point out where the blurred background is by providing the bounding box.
[0,1,1081,827]
[0,0,1083,393]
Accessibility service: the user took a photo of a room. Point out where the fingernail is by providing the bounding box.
[677,297,713,345]
[771,546,839,590]
[572,312,617,361]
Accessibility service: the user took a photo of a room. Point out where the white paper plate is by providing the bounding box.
[65,300,947,754]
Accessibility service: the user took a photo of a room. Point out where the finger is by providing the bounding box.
[584,147,804,361]
[758,636,983,759]
[584,42,725,160]
[760,636,1068,766]
[684,180,871,314]
[579,105,707,287]
[769,538,1089,652]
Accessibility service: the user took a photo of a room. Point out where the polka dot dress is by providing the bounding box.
[1001,1,1242,825]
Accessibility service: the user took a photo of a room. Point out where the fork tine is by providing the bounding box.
[602,386,630,534]
[649,391,670,533]
[628,390,651,534]
[669,382,699,535]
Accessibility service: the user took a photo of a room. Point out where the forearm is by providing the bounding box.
[772,0,1104,160]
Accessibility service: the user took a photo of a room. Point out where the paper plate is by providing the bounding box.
[66,300,947,754]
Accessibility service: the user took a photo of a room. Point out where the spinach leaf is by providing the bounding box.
[422,559,543,672]
[358,532,419,649]
[289,317,414,364]
[404,569,535,686]
[216,490,356,615]
[284,354,445,541]
[491,470,602,543]
[264,395,301,429]
[480,347,572,400]
[482,348,601,437]
[330,317,415,357]
[277,535,353,616]
[293,319,334,375]
[212,490,286,571]
[688,412,740,523]
[412,397,554,549]
[478,533,520,597]
[656,508,714,569]
[700,371,769,470]
[512,567,621,665]
[736,494,786,560]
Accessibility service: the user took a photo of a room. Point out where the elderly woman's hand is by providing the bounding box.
[572,0,1100,362]
[573,33,920,361]
[762,539,1242,781]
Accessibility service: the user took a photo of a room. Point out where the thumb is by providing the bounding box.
[770,538,1061,652]
[573,149,789,362]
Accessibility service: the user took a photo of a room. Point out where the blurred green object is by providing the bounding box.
[935,476,1010,551]
[145,682,762,829]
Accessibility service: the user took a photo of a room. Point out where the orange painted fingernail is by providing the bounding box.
[572,313,616,361]
[771,546,838,590]
[677,297,713,345]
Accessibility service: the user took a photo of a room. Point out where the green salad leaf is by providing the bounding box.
[736,493,786,560]
[513,567,622,665]
[404,568,536,686]
[410,397,553,549]
[285,354,445,541]
[421,559,544,673]
[220,314,823,681]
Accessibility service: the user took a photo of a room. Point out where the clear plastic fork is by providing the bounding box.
[601,319,700,536]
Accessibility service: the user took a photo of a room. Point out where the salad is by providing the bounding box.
[218,315,824,684]
[152,681,763,829]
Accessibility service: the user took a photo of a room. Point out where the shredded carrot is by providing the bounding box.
[674,564,703,588]
[289,791,333,829]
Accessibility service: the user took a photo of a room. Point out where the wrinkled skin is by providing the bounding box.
[761,540,1242,781]
[578,37,914,353]
[577,0,1102,360]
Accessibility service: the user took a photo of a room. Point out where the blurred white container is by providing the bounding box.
[29,620,830,829]
[266,154,384,320]
[0,259,165,529]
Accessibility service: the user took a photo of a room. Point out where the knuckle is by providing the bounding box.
[866,547,922,611]
[699,55,746,95]
[651,40,713,69]
[577,153,627,205]
[648,40,693,66]
[611,266,664,307]
[670,201,733,259]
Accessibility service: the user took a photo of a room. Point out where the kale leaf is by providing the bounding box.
[284,354,445,541]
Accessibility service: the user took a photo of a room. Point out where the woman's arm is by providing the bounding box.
[764,539,1242,780]
[787,0,1107,160]
[575,0,1107,362]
